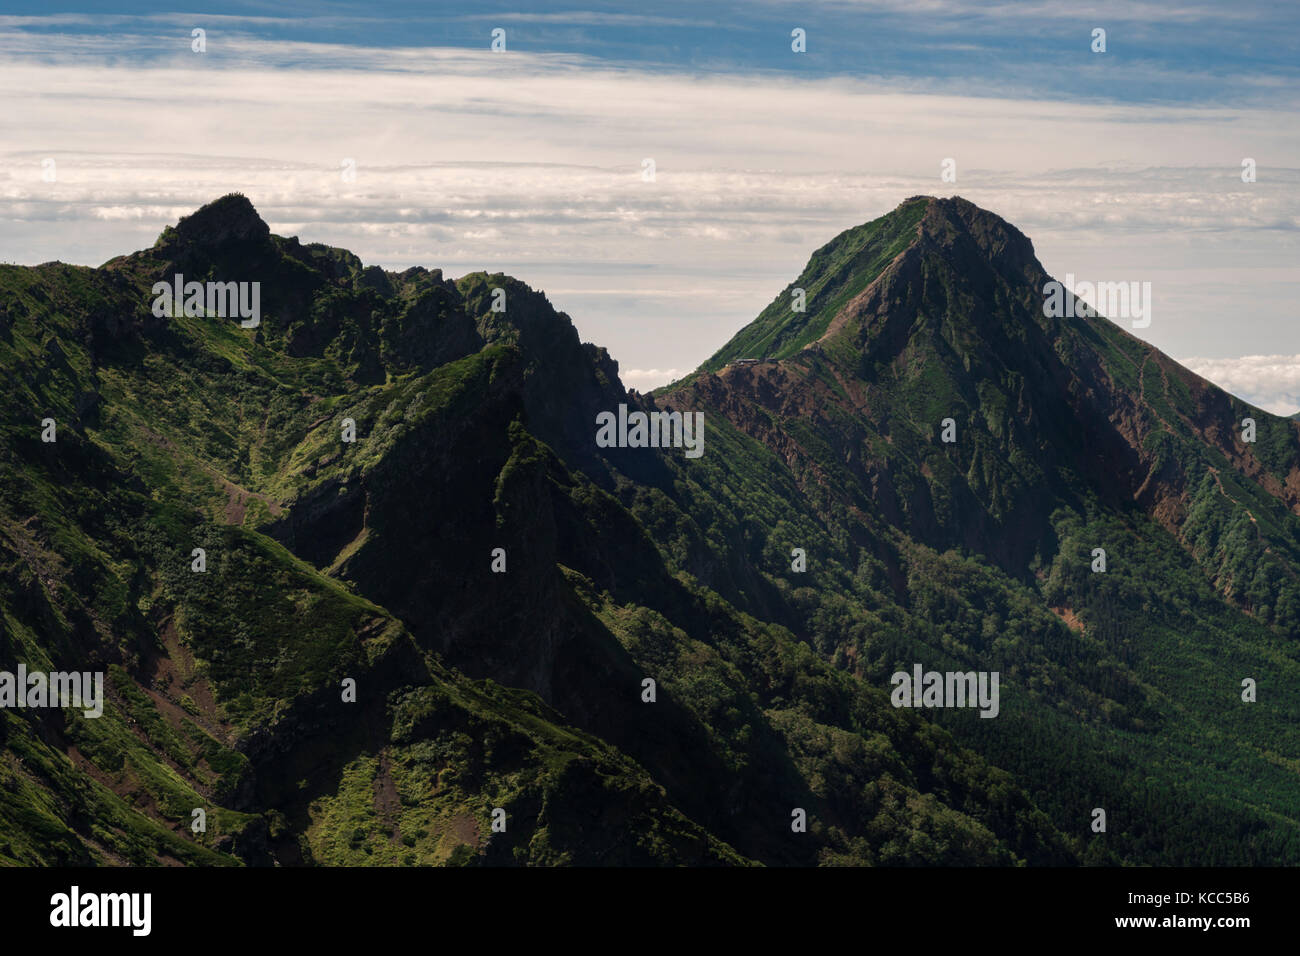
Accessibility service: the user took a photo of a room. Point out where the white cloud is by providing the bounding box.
[0,30,1296,380]
[1178,355,1300,417]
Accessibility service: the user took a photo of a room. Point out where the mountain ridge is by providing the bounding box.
[1,194,1297,867]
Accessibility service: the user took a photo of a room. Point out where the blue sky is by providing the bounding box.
[1,1,1297,407]
[8,0,1299,105]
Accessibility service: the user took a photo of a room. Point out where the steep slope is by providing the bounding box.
[0,195,1075,866]
[656,195,1300,863]
[690,197,932,376]
[0,261,741,865]
[667,195,1300,618]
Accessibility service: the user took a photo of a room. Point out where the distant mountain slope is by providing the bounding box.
[657,195,1300,864]
[665,196,1300,620]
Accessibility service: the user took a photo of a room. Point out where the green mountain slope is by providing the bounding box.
[0,194,1080,866]
[688,197,931,379]
[658,195,1300,864]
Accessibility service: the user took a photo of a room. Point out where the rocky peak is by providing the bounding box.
[914,195,1041,279]
[165,192,271,248]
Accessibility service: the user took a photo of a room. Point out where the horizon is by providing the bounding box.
[1,1,1297,409]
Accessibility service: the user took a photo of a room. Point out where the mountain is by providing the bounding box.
[1,193,1296,867]
[659,195,1300,863]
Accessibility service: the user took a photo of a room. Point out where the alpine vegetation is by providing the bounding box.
[3,193,1299,870]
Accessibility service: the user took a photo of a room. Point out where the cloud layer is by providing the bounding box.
[0,22,1296,402]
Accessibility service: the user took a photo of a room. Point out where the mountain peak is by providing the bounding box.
[669,195,1300,622]
[914,195,1038,269]
[167,193,270,247]
[690,194,1032,376]
[881,195,1037,255]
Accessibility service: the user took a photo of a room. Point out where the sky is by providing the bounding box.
[0,1,1297,410]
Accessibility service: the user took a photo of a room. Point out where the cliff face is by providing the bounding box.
[2,194,1298,868]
